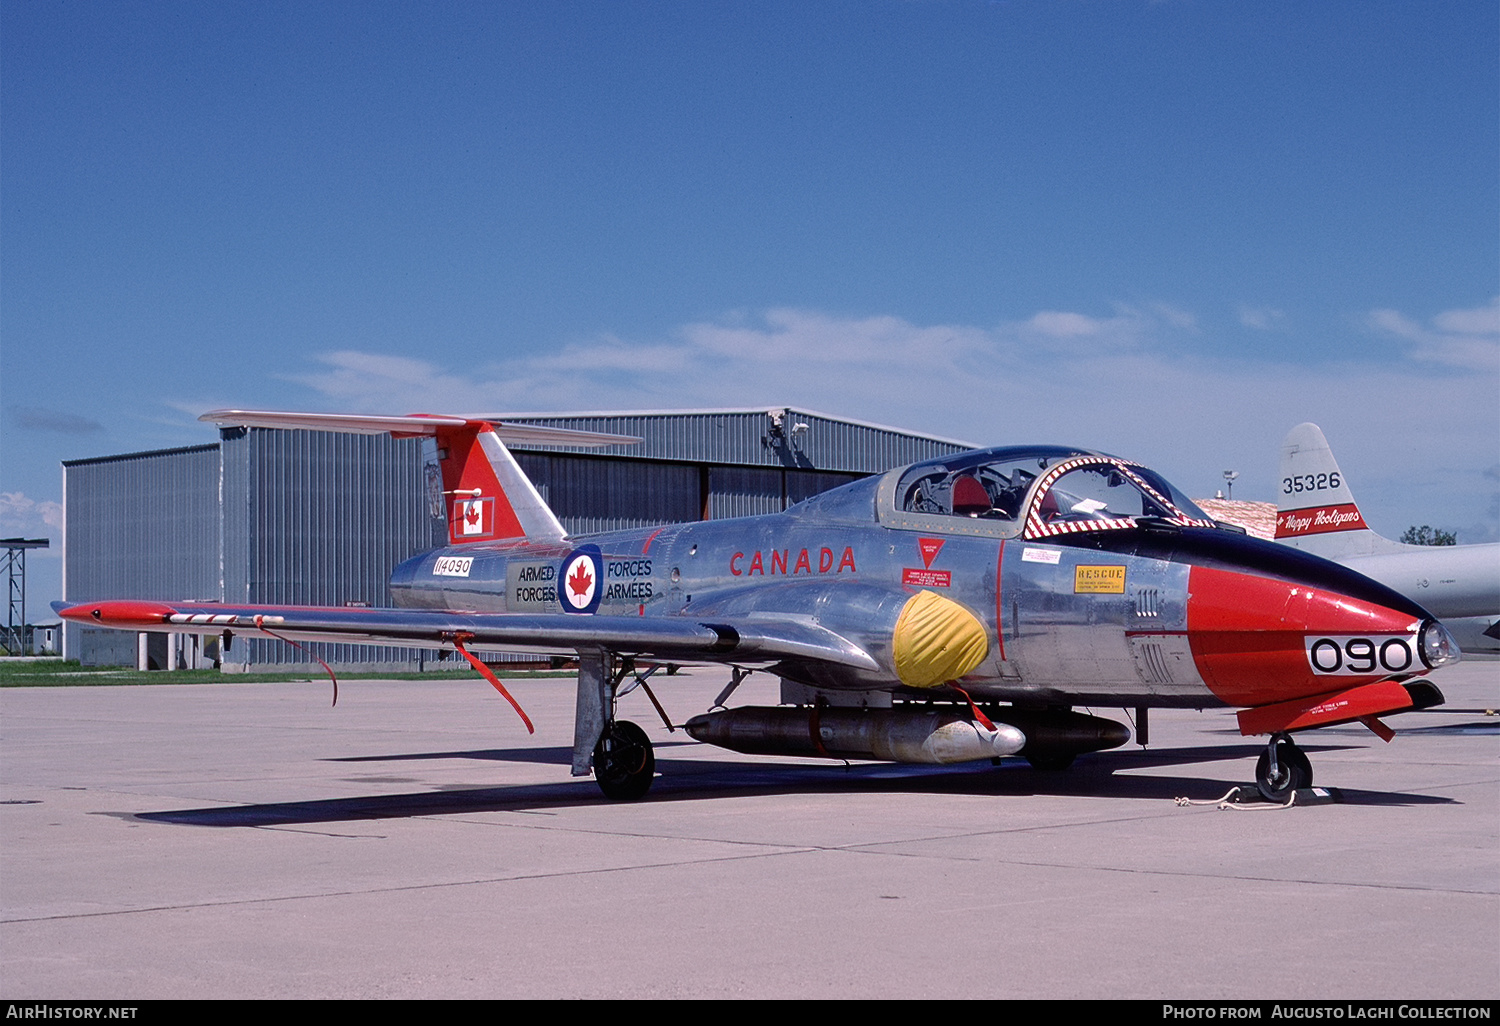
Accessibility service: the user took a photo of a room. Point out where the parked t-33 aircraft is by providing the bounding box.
[58,411,1462,802]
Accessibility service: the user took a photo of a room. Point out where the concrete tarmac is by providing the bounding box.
[2,662,1496,1000]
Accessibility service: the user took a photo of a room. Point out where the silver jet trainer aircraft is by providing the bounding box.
[58,411,1462,803]
[1277,422,1500,654]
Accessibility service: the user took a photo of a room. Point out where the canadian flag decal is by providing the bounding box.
[454,497,494,538]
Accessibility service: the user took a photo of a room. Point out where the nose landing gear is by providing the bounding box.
[1255,734,1313,803]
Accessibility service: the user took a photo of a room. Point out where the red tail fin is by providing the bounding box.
[430,419,561,543]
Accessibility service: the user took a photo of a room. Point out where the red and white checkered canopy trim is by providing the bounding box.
[1022,455,1216,540]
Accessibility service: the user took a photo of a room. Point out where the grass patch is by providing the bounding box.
[0,658,576,688]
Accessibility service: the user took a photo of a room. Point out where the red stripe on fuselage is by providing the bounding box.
[994,539,1007,662]
[1186,565,1417,708]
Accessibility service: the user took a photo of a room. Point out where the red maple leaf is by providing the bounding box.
[464,502,482,526]
[567,561,593,598]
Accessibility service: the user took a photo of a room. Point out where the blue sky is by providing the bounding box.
[3,0,1497,609]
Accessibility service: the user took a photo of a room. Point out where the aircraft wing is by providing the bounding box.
[53,600,880,672]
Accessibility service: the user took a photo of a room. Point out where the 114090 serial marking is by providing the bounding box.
[1305,634,1417,675]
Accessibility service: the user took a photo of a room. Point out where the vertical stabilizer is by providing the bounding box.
[200,410,638,545]
[430,420,567,544]
[1276,423,1394,557]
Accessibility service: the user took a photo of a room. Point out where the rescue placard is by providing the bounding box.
[1074,565,1125,594]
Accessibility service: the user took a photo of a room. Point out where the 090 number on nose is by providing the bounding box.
[1305,634,1415,675]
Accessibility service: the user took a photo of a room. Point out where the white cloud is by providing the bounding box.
[1026,310,1113,339]
[1015,304,1189,350]
[1238,306,1285,331]
[281,351,518,414]
[0,492,63,534]
[1367,297,1500,372]
[281,304,1215,426]
[275,300,1498,537]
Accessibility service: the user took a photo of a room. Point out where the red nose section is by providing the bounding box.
[58,600,177,628]
[1186,566,1422,707]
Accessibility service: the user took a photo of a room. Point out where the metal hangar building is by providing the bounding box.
[61,408,971,670]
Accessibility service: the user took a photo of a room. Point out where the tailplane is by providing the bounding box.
[200,410,636,545]
[1276,423,1398,557]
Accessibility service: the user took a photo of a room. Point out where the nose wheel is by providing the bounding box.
[594,719,655,800]
[1255,735,1312,803]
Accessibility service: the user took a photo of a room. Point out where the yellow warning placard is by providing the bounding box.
[1074,565,1126,594]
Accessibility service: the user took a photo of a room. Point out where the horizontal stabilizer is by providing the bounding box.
[198,409,641,545]
[199,410,640,448]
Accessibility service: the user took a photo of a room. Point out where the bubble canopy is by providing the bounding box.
[884,445,1214,539]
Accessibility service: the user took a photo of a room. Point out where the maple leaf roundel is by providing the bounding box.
[559,545,603,614]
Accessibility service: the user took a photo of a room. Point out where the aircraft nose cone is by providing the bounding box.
[1186,564,1430,707]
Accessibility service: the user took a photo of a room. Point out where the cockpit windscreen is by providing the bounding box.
[897,448,1083,521]
[895,446,1214,533]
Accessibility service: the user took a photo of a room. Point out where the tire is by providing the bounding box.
[594,720,655,801]
[1255,740,1312,802]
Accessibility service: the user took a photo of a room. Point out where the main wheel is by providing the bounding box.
[1255,739,1312,802]
[594,720,655,800]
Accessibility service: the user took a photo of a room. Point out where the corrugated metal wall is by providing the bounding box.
[62,444,222,662]
[506,409,964,525]
[503,408,970,473]
[63,444,222,601]
[514,453,702,535]
[223,428,439,606]
[222,427,445,669]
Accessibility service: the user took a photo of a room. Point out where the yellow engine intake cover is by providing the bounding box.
[892,589,990,689]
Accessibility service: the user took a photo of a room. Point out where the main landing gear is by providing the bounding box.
[593,720,655,801]
[1254,733,1313,803]
[575,651,663,801]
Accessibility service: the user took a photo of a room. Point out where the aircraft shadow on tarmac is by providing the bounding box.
[131,739,1456,828]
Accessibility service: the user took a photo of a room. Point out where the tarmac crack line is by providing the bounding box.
[0,846,825,925]
[822,844,1500,897]
[434,809,1498,900]
[7,835,1492,929]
